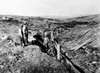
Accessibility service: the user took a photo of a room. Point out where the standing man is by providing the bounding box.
[19,22,28,47]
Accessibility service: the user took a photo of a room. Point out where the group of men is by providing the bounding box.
[19,22,85,73]
[19,22,61,61]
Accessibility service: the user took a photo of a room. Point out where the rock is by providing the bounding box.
[23,45,42,65]
[96,67,100,73]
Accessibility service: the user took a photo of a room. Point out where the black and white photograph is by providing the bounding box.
[0,0,99,73]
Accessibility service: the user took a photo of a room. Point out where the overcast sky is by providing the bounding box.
[0,0,100,17]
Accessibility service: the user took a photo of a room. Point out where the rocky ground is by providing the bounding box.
[0,14,100,73]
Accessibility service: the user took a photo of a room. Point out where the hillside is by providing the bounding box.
[0,14,100,73]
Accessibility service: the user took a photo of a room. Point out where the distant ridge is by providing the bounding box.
[42,14,100,19]
[0,13,99,18]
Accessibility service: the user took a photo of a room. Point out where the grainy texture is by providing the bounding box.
[0,14,99,73]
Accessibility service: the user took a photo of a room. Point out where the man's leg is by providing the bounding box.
[26,28,28,44]
[20,37,23,46]
[23,34,27,46]
[24,35,27,46]
[21,37,25,47]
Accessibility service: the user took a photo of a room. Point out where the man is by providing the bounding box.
[19,23,28,47]
[32,32,48,53]
[33,32,44,43]
[43,29,51,48]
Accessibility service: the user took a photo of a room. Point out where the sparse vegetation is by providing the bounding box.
[0,14,99,73]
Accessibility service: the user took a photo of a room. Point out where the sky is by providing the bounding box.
[0,0,100,17]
